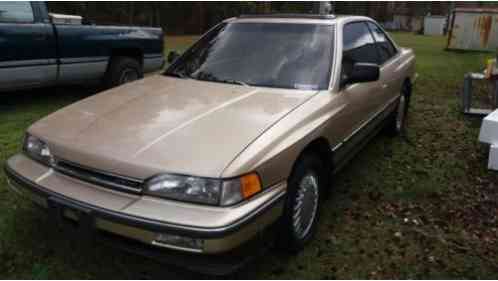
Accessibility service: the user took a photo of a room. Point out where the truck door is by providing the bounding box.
[0,2,57,91]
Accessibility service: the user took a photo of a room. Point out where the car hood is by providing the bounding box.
[29,76,317,179]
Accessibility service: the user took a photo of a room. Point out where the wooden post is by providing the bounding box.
[495,48,498,109]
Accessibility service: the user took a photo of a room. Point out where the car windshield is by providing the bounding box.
[165,22,335,90]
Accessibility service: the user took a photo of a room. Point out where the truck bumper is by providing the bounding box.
[4,154,285,274]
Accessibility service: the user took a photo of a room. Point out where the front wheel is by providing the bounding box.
[278,153,325,252]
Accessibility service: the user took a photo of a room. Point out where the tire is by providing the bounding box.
[278,152,325,252]
[385,81,411,136]
[104,56,143,89]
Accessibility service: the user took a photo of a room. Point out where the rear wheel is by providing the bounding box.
[278,153,325,252]
[104,56,143,89]
[385,81,411,136]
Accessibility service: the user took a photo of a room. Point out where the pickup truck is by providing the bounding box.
[0,1,164,92]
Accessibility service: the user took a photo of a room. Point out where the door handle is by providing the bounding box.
[382,84,388,89]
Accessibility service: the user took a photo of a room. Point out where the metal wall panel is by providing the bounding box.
[448,9,498,51]
[424,16,446,36]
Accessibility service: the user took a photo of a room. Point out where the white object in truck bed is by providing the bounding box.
[479,109,498,170]
[49,13,83,25]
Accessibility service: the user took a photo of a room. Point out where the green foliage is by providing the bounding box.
[32,263,50,280]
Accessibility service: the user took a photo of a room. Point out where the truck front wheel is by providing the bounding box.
[104,56,143,89]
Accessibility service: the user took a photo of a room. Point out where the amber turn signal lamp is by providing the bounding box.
[240,173,262,199]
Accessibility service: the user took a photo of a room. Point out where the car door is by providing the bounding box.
[330,21,384,168]
[0,2,57,91]
[366,21,403,105]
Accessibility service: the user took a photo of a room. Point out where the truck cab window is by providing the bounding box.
[367,22,397,64]
[341,22,379,83]
[0,2,34,23]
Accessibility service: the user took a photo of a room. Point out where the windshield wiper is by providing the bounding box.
[192,71,250,87]
[164,71,189,79]
[221,79,250,87]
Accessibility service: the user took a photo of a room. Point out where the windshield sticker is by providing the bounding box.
[294,84,318,90]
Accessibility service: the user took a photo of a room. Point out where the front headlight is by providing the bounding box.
[23,134,54,166]
[144,173,262,206]
[145,174,221,205]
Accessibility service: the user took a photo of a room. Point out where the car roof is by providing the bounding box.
[239,14,337,20]
[226,14,370,25]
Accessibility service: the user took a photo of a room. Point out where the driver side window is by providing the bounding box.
[342,22,379,83]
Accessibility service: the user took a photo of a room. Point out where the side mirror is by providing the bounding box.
[343,63,380,86]
[167,51,181,64]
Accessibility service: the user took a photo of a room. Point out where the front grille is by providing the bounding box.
[54,160,143,193]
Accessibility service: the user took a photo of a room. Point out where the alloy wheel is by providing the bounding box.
[292,172,319,239]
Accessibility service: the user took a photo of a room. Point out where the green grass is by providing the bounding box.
[1,32,498,278]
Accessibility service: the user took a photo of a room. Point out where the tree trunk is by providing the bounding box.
[129,2,134,25]
[155,4,161,27]
[198,3,205,34]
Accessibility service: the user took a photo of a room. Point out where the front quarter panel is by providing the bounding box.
[222,90,347,186]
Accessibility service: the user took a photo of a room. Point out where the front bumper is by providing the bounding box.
[4,154,285,264]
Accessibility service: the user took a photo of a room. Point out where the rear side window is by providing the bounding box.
[342,22,379,81]
[367,22,397,64]
[0,2,34,23]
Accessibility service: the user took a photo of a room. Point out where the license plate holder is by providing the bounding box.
[47,196,95,242]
